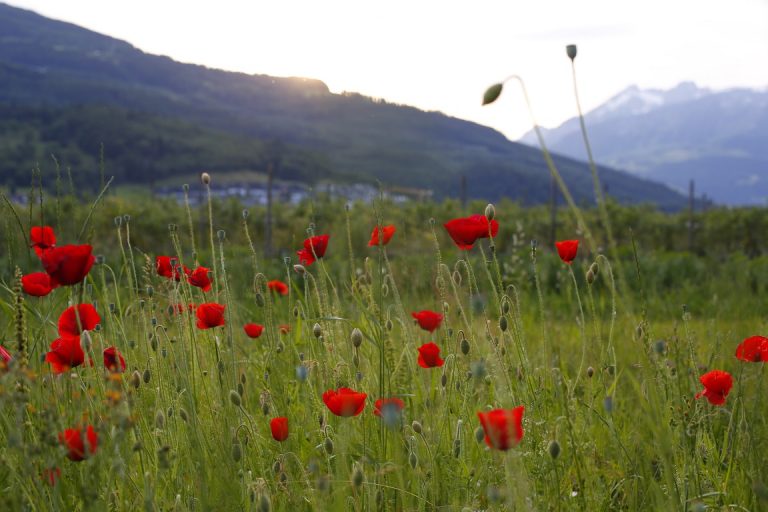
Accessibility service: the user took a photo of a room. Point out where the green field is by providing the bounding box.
[1,182,767,511]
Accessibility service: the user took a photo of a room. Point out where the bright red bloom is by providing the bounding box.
[22,272,56,297]
[187,266,212,292]
[695,370,733,406]
[443,214,498,250]
[296,234,330,266]
[244,323,264,338]
[45,336,85,374]
[417,342,444,368]
[412,310,443,332]
[156,256,187,281]
[41,244,95,286]
[0,345,11,370]
[58,304,100,338]
[373,398,405,417]
[267,280,289,296]
[42,467,61,486]
[735,335,768,362]
[30,226,56,257]
[555,240,579,264]
[270,417,289,442]
[59,425,98,461]
[368,225,396,247]
[477,406,525,451]
[196,303,225,329]
[103,347,126,373]
[322,387,367,417]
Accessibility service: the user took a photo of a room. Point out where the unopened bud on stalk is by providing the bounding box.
[229,390,241,407]
[385,319,393,331]
[475,426,485,443]
[351,465,364,488]
[142,368,151,384]
[217,230,226,241]
[548,440,561,459]
[201,172,211,185]
[499,316,508,332]
[231,441,242,462]
[255,293,265,307]
[351,328,363,348]
[242,209,249,219]
[130,370,141,389]
[484,203,495,221]
[586,269,595,284]
[409,451,418,468]
[324,437,334,454]
[412,420,423,434]
[590,262,599,276]
[182,183,189,192]
[482,83,503,106]
[587,366,594,378]
[461,338,470,355]
[155,409,165,429]
[566,44,578,60]
[293,264,306,275]
[313,323,323,338]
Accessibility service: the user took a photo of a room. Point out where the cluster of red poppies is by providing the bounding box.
[695,336,768,405]
[21,226,95,296]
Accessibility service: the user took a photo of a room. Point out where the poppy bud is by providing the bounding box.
[499,316,508,332]
[155,409,165,429]
[182,183,189,192]
[587,366,594,378]
[242,209,249,219]
[482,83,503,106]
[409,451,418,468]
[143,369,151,384]
[254,293,265,307]
[229,390,241,407]
[460,338,470,355]
[566,44,577,60]
[385,319,393,331]
[293,264,306,275]
[217,230,226,241]
[586,269,595,284]
[351,328,363,348]
[441,372,447,388]
[123,214,131,223]
[548,440,561,459]
[654,340,666,354]
[452,271,462,286]
[412,420,423,434]
[114,216,122,227]
[313,323,322,338]
[179,408,189,422]
[276,341,284,353]
[324,437,334,454]
[201,172,211,185]
[258,494,271,512]
[484,203,495,221]
[231,441,242,462]
[351,465,364,488]
[474,426,485,443]
[130,370,141,389]
[590,262,599,276]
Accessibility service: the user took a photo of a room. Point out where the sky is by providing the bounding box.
[6,0,768,139]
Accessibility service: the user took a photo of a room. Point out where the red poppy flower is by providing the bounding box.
[45,336,85,374]
[296,234,330,266]
[103,346,126,373]
[279,324,291,335]
[695,370,733,406]
[41,244,95,286]
[244,323,264,338]
[555,240,579,264]
[373,398,405,417]
[156,256,187,281]
[0,345,11,370]
[42,467,61,486]
[187,266,212,292]
[735,335,768,362]
[443,214,498,250]
[267,280,289,296]
[417,342,444,368]
[58,304,100,337]
[368,225,396,247]
[30,226,56,257]
[270,417,289,442]
[196,303,225,329]
[322,387,367,417]
[58,425,98,461]
[477,406,525,451]
[412,310,443,332]
[22,272,56,297]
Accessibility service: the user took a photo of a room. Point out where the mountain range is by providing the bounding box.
[0,2,687,209]
[521,82,768,205]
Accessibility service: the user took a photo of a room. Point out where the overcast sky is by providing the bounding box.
[6,0,768,139]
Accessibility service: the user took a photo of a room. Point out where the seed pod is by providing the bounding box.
[548,440,561,459]
[484,203,495,221]
[412,421,423,434]
[229,390,241,407]
[313,323,322,338]
[142,368,151,384]
[201,172,211,185]
[351,328,363,348]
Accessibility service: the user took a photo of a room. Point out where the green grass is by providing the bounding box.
[0,190,767,511]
